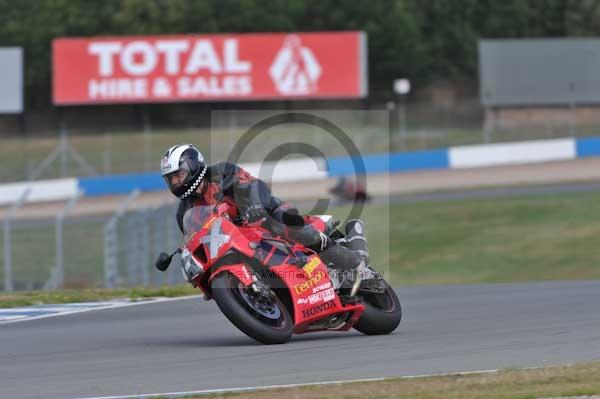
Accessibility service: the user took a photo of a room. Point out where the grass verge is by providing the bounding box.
[330,190,600,286]
[0,285,197,308]
[180,362,600,399]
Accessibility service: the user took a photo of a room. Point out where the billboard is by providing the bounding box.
[0,48,23,113]
[53,32,367,105]
[480,39,600,106]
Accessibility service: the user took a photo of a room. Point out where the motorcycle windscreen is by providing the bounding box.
[182,206,216,240]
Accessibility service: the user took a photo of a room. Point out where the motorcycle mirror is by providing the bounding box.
[155,248,182,271]
[155,252,173,272]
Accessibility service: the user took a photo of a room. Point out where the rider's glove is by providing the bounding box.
[242,204,268,223]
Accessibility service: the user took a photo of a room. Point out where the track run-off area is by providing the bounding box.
[1,280,599,399]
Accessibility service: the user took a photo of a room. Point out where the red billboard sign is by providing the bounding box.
[52,32,367,105]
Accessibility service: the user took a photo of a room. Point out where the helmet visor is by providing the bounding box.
[163,168,189,193]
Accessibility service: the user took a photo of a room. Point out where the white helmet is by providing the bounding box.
[160,144,207,199]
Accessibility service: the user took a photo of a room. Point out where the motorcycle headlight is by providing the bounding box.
[181,247,204,282]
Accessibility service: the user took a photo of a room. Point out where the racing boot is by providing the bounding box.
[344,219,369,264]
[343,219,382,296]
[318,238,363,271]
[319,245,380,299]
[318,239,365,298]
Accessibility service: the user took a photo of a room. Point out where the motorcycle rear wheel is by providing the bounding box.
[211,271,293,344]
[353,280,402,335]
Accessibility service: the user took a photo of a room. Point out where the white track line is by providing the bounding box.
[0,295,200,325]
[0,315,27,321]
[540,397,600,399]
[73,369,509,399]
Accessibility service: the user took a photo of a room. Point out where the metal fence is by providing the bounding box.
[1,191,183,292]
[1,102,478,183]
[3,102,600,184]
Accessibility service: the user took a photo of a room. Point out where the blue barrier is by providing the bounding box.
[576,137,600,158]
[79,149,452,195]
[326,149,449,177]
[79,173,164,196]
[74,136,600,198]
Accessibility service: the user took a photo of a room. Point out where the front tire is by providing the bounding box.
[353,280,402,335]
[211,271,293,344]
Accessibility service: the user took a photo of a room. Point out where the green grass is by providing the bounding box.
[0,285,197,308]
[174,362,600,399]
[327,190,600,286]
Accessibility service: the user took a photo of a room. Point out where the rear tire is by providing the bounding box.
[353,280,402,335]
[211,271,293,344]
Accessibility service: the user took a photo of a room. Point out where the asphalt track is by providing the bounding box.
[1,280,599,399]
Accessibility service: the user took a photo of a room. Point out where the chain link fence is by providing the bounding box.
[104,202,183,289]
[1,196,183,292]
[3,101,600,184]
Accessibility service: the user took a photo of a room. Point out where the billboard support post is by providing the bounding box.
[569,82,577,138]
[393,79,411,151]
[142,107,152,172]
[59,123,68,178]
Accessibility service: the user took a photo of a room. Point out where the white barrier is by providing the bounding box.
[449,138,576,169]
[240,158,328,183]
[0,178,79,206]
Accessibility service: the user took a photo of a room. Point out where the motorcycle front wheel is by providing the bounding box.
[211,271,293,344]
[353,279,402,335]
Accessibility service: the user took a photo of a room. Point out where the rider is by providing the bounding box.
[160,144,371,293]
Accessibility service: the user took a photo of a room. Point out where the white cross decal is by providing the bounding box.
[201,218,230,259]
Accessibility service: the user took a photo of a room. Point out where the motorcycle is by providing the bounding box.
[329,177,371,204]
[155,202,401,344]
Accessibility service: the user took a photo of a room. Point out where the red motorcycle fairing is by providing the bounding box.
[185,215,257,271]
[209,264,255,286]
[184,204,364,332]
[269,259,365,333]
